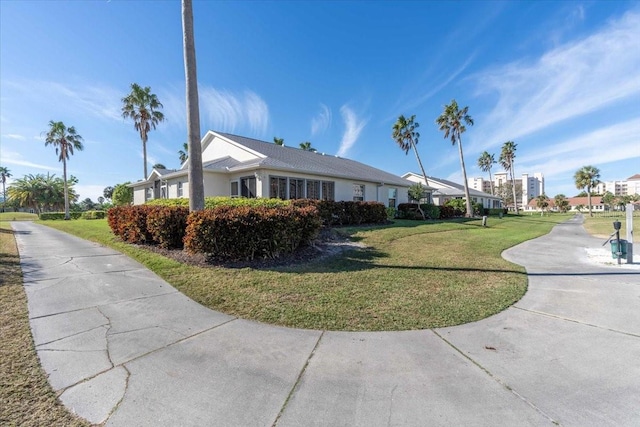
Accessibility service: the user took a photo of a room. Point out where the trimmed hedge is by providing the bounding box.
[183,205,321,260]
[82,210,106,220]
[39,212,82,220]
[146,206,190,249]
[291,200,387,226]
[107,205,155,244]
[146,197,291,209]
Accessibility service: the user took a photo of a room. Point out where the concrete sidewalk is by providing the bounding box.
[12,217,640,426]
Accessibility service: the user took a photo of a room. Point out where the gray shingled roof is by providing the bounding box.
[217,132,412,187]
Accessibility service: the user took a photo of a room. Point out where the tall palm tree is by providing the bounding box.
[178,142,188,164]
[44,121,84,220]
[477,151,496,195]
[299,141,316,152]
[392,114,429,187]
[121,83,165,180]
[7,174,41,213]
[0,166,11,210]
[182,0,205,211]
[574,165,601,217]
[273,137,284,146]
[499,141,519,214]
[436,100,475,218]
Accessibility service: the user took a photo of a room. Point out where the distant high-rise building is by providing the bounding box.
[469,172,544,210]
[595,174,640,196]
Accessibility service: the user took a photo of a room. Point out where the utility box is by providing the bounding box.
[610,239,628,259]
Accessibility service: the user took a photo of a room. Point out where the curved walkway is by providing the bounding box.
[12,218,640,426]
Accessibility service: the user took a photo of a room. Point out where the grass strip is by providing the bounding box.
[41,214,568,331]
[0,222,90,427]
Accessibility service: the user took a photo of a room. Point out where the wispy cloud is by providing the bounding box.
[1,134,26,140]
[311,104,332,135]
[1,150,58,171]
[199,87,270,136]
[4,79,122,121]
[516,118,640,179]
[336,106,367,157]
[470,9,640,150]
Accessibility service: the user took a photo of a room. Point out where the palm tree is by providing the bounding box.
[574,165,601,217]
[299,141,316,152]
[499,141,518,214]
[121,83,165,180]
[392,114,429,187]
[178,142,188,164]
[7,174,41,213]
[44,121,84,220]
[436,100,475,218]
[0,166,11,210]
[554,194,569,213]
[182,0,205,211]
[153,163,167,170]
[535,194,549,216]
[477,151,496,195]
[273,137,284,146]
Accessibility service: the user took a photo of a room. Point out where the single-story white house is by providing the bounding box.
[131,131,415,207]
[402,173,503,209]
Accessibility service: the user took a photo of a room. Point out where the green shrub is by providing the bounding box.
[81,210,106,220]
[184,205,321,260]
[386,207,397,219]
[291,200,387,225]
[39,212,82,220]
[483,208,507,216]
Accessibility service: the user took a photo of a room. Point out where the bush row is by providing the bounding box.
[39,212,83,220]
[82,210,106,220]
[396,203,464,220]
[107,204,322,260]
[146,196,290,209]
[290,200,387,226]
[183,205,321,260]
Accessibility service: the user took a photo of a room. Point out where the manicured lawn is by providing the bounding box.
[0,212,38,221]
[42,214,569,331]
[582,212,639,238]
[0,222,90,427]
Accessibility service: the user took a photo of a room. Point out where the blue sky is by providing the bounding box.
[1,0,638,202]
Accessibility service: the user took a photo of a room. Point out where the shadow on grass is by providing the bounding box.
[0,228,31,235]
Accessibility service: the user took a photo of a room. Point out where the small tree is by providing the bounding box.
[273,137,284,146]
[299,141,316,152]
[554,194,570,213]
[112,182,133,206]
[477,151,496,195]
[574,165,601,217]
[103,186,114,201]
[535,194,549,216]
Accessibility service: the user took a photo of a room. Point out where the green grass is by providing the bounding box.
[582,212,639,238]
[0,222,90,427]
[41,214,569,331]
[0,212,38,221]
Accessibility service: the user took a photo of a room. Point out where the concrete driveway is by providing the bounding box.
[12,216,640,426]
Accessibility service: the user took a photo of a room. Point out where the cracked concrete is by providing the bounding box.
[12,217,640,426]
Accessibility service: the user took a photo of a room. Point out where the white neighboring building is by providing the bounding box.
[595,174,640,196]
[405,173,502,209]
[130,131,415,207]
[469,172,544,210]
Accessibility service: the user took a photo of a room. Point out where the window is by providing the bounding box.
[270,176,287,199]
[353,184,365,202]
[307,180,320,200]
[289,179,305,199]
[230,181,239,197]
[177,182,183,197]
[388,188,397,208]
[241,176,257,198]
[322,181,335,201]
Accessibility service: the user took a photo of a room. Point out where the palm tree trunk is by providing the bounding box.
[183,0,205,212]
[587,187,593,217]
[510,161,519,214]
[457,135,473,217]
[63,158,70,220]
[143,139,148,179]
